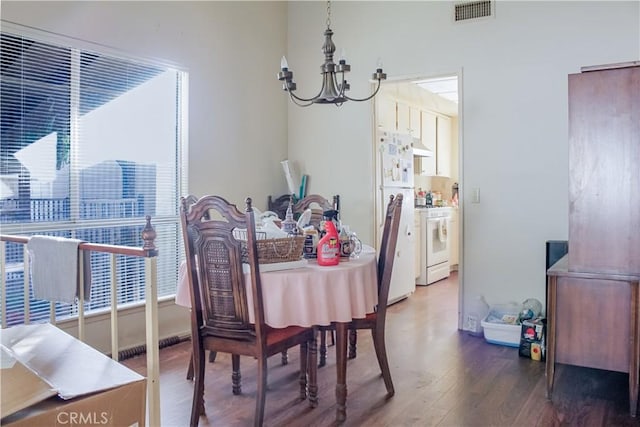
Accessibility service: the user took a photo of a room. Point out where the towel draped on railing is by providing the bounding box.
[26,236,93,304]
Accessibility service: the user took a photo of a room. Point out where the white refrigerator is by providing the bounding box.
[376,130,416,304]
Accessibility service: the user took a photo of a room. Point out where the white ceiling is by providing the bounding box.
[413,76,458,104]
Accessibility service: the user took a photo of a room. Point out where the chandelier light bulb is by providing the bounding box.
[339,48,347,64]
[281,56,289,70]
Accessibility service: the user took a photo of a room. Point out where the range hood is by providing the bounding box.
[411,138,434,157]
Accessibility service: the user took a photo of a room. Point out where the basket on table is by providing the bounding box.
[234,230,305,264]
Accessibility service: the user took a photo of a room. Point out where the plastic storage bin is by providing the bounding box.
[481,304,521,347]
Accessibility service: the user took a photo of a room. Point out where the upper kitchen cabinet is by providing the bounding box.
[396,102,421,138]
[421,111,437,152]
[436,115,452,177]
[415,111,451,177]
[416,111,437,175]
[410,107,421,140]
[375,94,397,131]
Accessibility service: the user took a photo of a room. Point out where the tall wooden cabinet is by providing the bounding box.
[546,63,640,417]
[568,65,640,274]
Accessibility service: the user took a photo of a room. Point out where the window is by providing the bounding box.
[1,24,187,325]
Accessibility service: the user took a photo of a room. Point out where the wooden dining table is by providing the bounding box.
[175,247,378,422]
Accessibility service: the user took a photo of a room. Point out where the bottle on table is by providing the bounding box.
[317,220,340,266]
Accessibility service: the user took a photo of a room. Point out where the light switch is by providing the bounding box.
[472,188,480,203]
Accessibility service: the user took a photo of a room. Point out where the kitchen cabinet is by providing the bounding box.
[414,211,421,279]
[421,111,437,151]
[415,111,451,177]
[414,157,433,176]
[375,94,396,131]
[415,111,437,175]
[436,115,452,177]
[396,102,421,138]
[410,107,421,139]
[396,102,410,135]
[449,208,459,270]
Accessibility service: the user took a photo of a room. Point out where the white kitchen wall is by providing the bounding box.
[2,0,290,346]
[285,1,640,317]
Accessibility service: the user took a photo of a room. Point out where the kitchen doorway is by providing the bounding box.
[373,72,463,330]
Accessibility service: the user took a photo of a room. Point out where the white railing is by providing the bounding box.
[0,216,161,427]
[1,197,140,222]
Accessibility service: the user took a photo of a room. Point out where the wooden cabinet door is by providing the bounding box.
[555,276,631,372]
[414,157,434,176]
[397,102,411,135]
[421,111,437,151]
[568,65,640,275]
[418,111,436,175]
[436,115,452,177]
[409,107,421,139]
[375,95,397,131]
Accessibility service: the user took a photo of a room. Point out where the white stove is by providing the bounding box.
[416,206,452,218]
[415,207,452,285]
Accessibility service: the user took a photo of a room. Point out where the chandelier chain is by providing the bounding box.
[326,0,331,29]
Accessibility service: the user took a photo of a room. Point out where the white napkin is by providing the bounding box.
[258,221,289,239]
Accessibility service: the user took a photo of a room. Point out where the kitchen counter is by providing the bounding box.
[415,206,452,215]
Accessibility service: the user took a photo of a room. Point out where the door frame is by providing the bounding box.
[372,69,465,330]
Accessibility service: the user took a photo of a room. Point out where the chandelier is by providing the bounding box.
[277,0,387,107]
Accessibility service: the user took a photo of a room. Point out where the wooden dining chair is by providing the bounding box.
[268,193,341,366]
[267,194,293,219]
[295,194,341,364]
[319,193,403,397]
[267,193,340,226]
[180,195,318,427]
[292,194,340,228]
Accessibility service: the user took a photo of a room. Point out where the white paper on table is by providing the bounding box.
[281,160,300,196]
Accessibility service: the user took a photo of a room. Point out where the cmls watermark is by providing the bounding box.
[56,411,110,425]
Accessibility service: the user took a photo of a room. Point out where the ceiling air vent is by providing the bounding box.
[454,0,494,22]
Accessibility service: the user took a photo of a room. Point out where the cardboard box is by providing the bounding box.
[518,317,546,361]
[1,323,146,427]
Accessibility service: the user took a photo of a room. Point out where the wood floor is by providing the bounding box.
[123,272,639,426]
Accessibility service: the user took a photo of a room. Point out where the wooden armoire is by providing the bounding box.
[546,62,640,416]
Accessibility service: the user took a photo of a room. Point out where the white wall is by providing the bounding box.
[2,0,290,345]
[2,1,290,207]
[286,1,640,316]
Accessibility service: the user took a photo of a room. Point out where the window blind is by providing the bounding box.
[1,25,187,325]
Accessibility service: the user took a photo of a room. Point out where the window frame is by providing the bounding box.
[1,21,189,325]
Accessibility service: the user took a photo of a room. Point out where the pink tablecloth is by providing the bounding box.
[175,251,378,328]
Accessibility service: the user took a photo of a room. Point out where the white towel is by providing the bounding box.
[438,218,448,243]
[27,236,92,304]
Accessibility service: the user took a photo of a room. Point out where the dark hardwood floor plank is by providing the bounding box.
[122,272,639,426]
